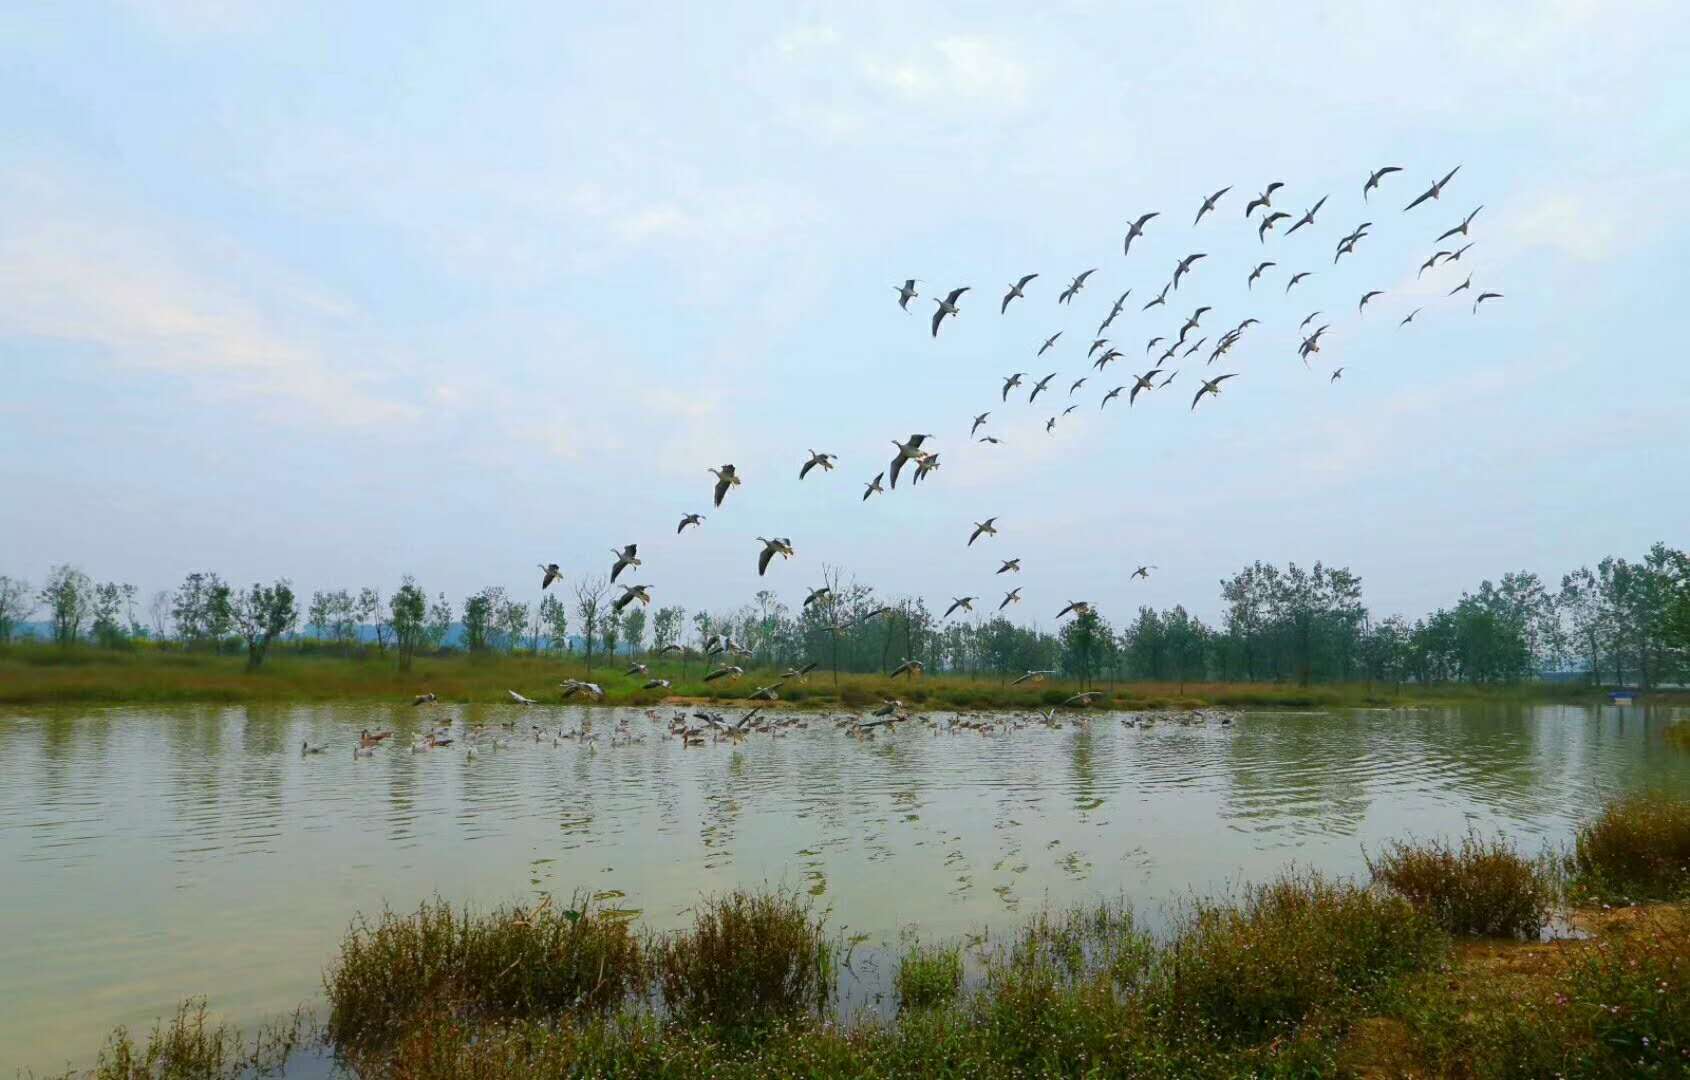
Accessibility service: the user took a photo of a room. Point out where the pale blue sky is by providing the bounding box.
[3,1,1687,627]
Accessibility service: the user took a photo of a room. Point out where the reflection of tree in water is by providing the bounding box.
[1066,726,1099,811]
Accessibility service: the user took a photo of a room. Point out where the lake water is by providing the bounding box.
[3,700,1687,1073]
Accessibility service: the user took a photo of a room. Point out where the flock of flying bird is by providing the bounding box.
[517,162,1502,693]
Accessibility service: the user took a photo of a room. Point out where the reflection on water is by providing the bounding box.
[2,701,1687,1071]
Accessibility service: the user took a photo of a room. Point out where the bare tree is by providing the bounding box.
[574,576,608,671]
[148,589,173,642]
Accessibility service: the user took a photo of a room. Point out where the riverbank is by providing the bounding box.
[0,645,1649,711]
[51,794,1690,1078]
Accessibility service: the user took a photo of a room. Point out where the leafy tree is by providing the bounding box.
[91,581,138,648]
[622,606,646,658]
[652,605,683,655]
[38,565,92,645]
[390,576,427,669]
[600,610,620,658]
[358,587,389,652]
[425,593,454,649]
[539,593,569,654]
[462,589,495,652]
[173,572,233,652]
[232,580,297,668]
[1162,605,1209,693]
[0,575,34,642]
[497,598,530,654]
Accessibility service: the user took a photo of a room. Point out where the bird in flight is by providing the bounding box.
[1445,241,1476,263]
[943,596,976,619]
[888,434,933,488]
[999,588,1023,611]
[1298,326,1330,362]
[1183,337,1206,359]
[978,435,1001,445]
[1142,282,1170,310]
[1447,273,1473,296]
[1028,372,1057,403]
[1284,195,1329,236]
[1037,331,1062,356]
[1418,251,1451,277]
[1093,348,1122,371]
[1330,367,1345,383]
[1333,222,1371,263]
[799,450,837,480]
[970,412,990,436]
[1248,260,1275,288]
[1363,165,1402,201]
[1300,310,1322,330]
[1172,252,1207,289]
[1285,271,1312,293]
[1011,669,1054,685]
[893,279,920,310]
[1001,273,1038,313]
[1088,337,1109,357]
[610,544,641,582]
[613,583,651,613]
[1100,385,1125,409]
[1069,376,1087,396]
[1158,369,1179,389]
[1130,368,1162,404]
[1123,211,1159,254]
[1244,182,1283,217]
[1058,269,1097,304]
[890,658,925,679]
[803,586,831,608]
[1145,336,1164,355]
[1258,210,1290,242]
[1193,185,1232,225]
[1131,564,1156,580]
[709,465,741,508]
[1403,165,1461,212]
[1045,416,1058,434]
[1472,291,1503,314]
[1400,307,1423,327]
[539,563,561,590]
[997,558,1021,575]
[755,537,795,576]
[1055,601,1092,619]
[1098,291,1130,334]
[968,518,999,546]
[1436,206,1483,243]
[1358,290,1384,313]
[1002,373,1025,401]
[1191,373,1238,410]
[931,287,970,337]
[676,513,704,534]
[912,450,941,485]
[862,471,885,501]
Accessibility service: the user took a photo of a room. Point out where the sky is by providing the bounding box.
[2,0,1687,630]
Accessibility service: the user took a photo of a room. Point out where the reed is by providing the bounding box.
[1368,833,1553,938]
[655,888,833,1032]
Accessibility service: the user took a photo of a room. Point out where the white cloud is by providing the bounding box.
[862,35,1029,106]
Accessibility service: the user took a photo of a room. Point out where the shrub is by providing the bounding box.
[657,888,832,1030]
[67,999,301,1080]
[324,892,642,1049]
[1368,833,1552,938]
[895,942,963,1011]
[1571,791,1690,901]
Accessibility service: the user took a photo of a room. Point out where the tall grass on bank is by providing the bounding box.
[656,888,833,1031]
[1368,833,1553,938]
[51,1000,304,1080]
[1570,791,1690,902]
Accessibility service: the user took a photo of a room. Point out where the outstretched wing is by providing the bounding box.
[758,547,774,576]
[930,304,945,337]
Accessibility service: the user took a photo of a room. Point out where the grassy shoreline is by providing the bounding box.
[0,645,1655,711]
[49,794,1690,1078]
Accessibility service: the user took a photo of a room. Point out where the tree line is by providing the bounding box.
[1,542,1686,686]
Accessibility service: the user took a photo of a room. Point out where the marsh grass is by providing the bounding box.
[323,891,642,1049]
[893,941,963,1011]
[52,999,303,1080]
[1570,791,1690,902]
[1664,722,1690,751]
[656,888,834,1031]
[1368,833,1553,938]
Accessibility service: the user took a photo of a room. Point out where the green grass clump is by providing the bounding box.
[54,999,301,1080]
[1665,723,1690,751]
[1570,791,1690,902]
[1164,871,1444,1046]
[324,892,642,1049]
[657,888,832,1031]
[1368,833,1553,938]
[894,941,963,1011]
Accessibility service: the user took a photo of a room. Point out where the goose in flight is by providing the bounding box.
[539,563,562,590]
[1158,369,1179,389]
[1028,372,1057,403]
[1193,185,1232,225]
[1045,416,1058,434]
[1417,251,1450,277]
[676,513,704,534]
[1400,307,1422,327]
[709,465,741,508]
[1447,273,1473,296]
[999,588,1022,611]
[1472,291,1503,314]
[968,517,999,546]
[872,698,903,717]
[1244,182,1283,217]
[1063,403,1078,416]
[1333,223,1371,262]
[643,678,672,691]
[894,279,920,310]
[1402,165,1461,212]
[1285,271,1312,293]
[1159,341,1179,364]
[1001,273,1038,313]
[862,471,885,501]
[930,287,970,337]
[756,536,795,576]
[1142,281,1170,310]
[1010,668,1053,685]
[1069,376,1087,396]
[1037,331,1062,356]
[703,665,744,683]
[610,543,640,583]
[1131,564,1156,580]
[1358,290,1384,314]
[508,690,538,705]
[1436,206,1483,243]
[1058,269,1097,304]
[803,586,832,608]
[943,596,976,619]
[1093,348,1123,371]
[625,661,649,676]
[1055,601,1092,619]
[1248,260,1275,288]
[561,679,605,699]
[1299,310,1322,330]
[1087,337,1109,358]
[1098,291,1130,334]
[613,584,651,613]
[1002,373,1025,401]
[782,661,820,682]
[1182,337,1206,359]
[1100,385,1125,409]
[970,411,991,436]
[799,450,837,480]
[1258,210,1290,242]
[890,657,925,678]
[1181,305,1211,335]
[1330,367,1345,382]
[1130,368,1163,404]
[412,692,437,706]
[1172,252,1207,289]
[1445,241,1476,263]
[1062,691,1104,708]
[913,453,941,483]
[1191,373,1238,410]
[889,433,933,488]
[996,558,1021,575]
[1122,211,1159,254]
[1145,336,1164,355]
[1298,326,1330,361]
[1363,165,1402,200]
[978,435,1001,445]
[1284,195,1329,236]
